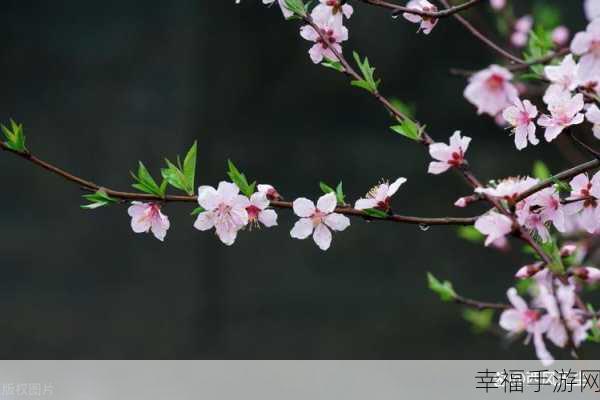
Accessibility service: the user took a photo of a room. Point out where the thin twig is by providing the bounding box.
[357,0,483,18]
[0,141,476,226]
[439,0,526,65]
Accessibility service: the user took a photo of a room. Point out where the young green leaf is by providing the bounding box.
[319,181,345,205]
[463,309,494,334]
[427,272,457,302]
[532,160,551,180]
[351,52,380,94]
[457,226,485,244]
[587,304,600,343]
[362,208,389,218]
[161,142,197,195]
[131,162,166,197]
[322,59,344,72]
[389,98,416,119]
[283,0,306,16]
[390,118,422,141]
[1,119,27,153]
[81,189,119,210]
[191,206,205,216]
[335,182,346,205]
[227,160,256,197]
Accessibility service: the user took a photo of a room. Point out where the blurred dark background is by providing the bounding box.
[0,0,596,359]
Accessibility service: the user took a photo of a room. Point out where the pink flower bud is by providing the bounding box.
[454,197,468,208]
[489,0,506,11]
[560,243,578,257]
[572,267,600,283]
[511,31,528,48]
[515,262,544,279]
[514,16,533,33]
[551,26,570,46]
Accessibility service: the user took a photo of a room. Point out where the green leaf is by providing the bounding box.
[389,98,415,119]
[283,0,306,17]
[322,58,344,72]
[390,118,423,141]
[463,309,494,334]
[457,226,485,243]
[81,189,118,209]
[191,206,205,216]
[320,181,345,205]
[183,141,197,190]
[587,304,600,343]
[1,119,27,153]
[319,181,335,194]
[516,278,534,295]
[427,272,457,302]
[335,182,345,205]
[351,52,380,94]
[533,3,561,30]
[161,142,197,195]
[362,208,389,218]
[552,178,572,193]
[532,160,551,180]
[227,160,256,197]
[131,161,165,197]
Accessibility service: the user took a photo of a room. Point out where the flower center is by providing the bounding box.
[523,309,540,325]
[317,28,336,48]
[246,205,261,221]
[517,111,531,125]
[486,74,505,91]
[448,151,463,167]
[311,210,327,226]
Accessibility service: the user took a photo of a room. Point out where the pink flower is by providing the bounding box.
[571,19,600,78]
[193,182,250,246]
[516,187,566,242]
[489,0,505,10]
[502,98,539,150]
[127,202,170,242]
[354,177,407,212]
[544,54,580,94]
[464,65,518,116]
[427,131,471,175]
[246,192,278,229]
[586,104,600,139]
[262,0,294,19]
[499,288,554,366]
[585,0,600,21]
[563,173,600,233]
[300,7,348,64]
[475,176,538,203]
[258,184,282,201]
[537,93,585,142]
[474,212,514,246]
[552,26,570,46]
[555,284,592,347]
[402,0,438,35]
[290,192,350,250]
[315,0,353,20]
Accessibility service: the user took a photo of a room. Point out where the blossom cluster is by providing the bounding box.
[24,0,600,366]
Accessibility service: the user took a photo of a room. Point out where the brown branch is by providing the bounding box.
[449,48,570,77]
[357,0,483,18]
[0,141,476,226]
[515,159,600,203]
[439,0,526,65]
[455,294,509,310]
